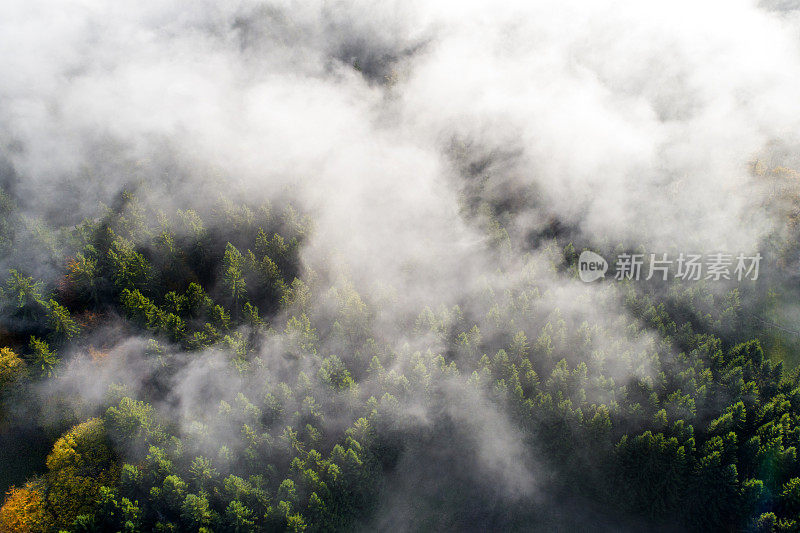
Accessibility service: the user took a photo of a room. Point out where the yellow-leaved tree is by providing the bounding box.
[0,347,26,426]
[0,347,25,387]
[45,417,119,528]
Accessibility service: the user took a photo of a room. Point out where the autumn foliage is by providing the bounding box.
[0,482,50,533]
[44,418,119,529]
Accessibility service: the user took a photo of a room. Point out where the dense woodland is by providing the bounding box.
[1,166,800,532]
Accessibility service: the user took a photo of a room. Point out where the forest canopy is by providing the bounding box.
[0,179,797,531]
[3,1,800,532]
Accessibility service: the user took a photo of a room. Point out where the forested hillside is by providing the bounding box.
[0,172,798,531]
[4,1,800,531]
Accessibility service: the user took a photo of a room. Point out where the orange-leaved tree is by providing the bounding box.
[0,480,50,532]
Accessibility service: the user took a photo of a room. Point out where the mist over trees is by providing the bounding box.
[3,0,800,532]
